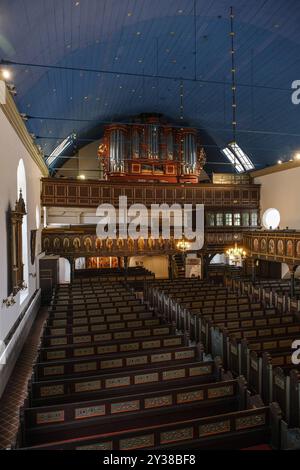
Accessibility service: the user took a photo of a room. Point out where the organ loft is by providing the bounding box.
[2,0,300,456]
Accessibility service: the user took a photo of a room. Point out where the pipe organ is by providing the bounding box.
[98,114,206,183]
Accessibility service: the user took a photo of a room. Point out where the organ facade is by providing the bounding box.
[97,114,206,183]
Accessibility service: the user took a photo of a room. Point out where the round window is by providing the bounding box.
[262,208,280,230]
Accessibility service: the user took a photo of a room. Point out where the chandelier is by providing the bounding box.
[226,242,246,265]
[177,239,191,252]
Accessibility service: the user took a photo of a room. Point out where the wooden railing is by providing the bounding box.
[41,178,260,209]
[243,230,300,265]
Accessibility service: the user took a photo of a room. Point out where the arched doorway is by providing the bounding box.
[59,258,71,284]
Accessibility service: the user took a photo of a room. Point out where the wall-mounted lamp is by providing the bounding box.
[2,293,16,308]
[6,83,17,96]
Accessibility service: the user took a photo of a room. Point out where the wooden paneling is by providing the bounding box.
[41,178,260,209]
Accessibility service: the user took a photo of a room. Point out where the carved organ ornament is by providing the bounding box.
[98,114,206,183]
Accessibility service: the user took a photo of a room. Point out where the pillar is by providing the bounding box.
[203,254,209,280]
[288,265,296,298]
[69,258,75,282]
[168,255,173,280]
[250,258,256,283]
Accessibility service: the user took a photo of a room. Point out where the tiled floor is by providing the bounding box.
[0,308,48,449]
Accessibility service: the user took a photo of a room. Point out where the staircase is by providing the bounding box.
[174,254,185,278]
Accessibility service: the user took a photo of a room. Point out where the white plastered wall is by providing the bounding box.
[0,107,43,343]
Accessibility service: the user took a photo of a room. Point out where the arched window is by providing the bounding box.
[17,159,28,302]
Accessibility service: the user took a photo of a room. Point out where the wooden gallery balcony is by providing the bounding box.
[41,178,261,257]
[243,230,300,266]
[41,178,260,209]
[41,226,253,258]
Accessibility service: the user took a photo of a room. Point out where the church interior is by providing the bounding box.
[1,0,300,452]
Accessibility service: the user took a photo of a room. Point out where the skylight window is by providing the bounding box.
[228,142,255,171]
[221,147,244,173]
[222,142,255,173]
[46,133,76,167]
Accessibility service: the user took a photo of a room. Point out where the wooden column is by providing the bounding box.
[288,265,297,298]
[250,258,256,283]
[168,255,173,280]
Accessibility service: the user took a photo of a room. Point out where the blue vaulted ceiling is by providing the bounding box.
[1,0,300,172]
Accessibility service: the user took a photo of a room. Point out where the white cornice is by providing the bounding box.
[0,85,49,176]
[251,159,300,178]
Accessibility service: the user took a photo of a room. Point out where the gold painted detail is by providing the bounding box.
[177,390,204,404]
[235,413,266,430]
[207,385,234,399]
[160,427,193,444]
[36,410,65,425]
[75,405,106,419]
[144,395,173,409]
[111,400,140,414]
[199,420,231,437]
[75,380,101,393]
[40,385,64,397]
[120,434,155,450]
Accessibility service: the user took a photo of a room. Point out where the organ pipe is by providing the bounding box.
[98,114,205,183]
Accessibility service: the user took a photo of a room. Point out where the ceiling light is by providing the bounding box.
[294,153,300,160]
[177,9,183,14]
[136,31,141,36]
[75,1,80,6]
[127,12,132,16]
[278,160,282,164]
[2,69,11,80]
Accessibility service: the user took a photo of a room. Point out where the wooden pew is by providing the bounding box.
[18,403,281,450]
[42,324,176,347]
[47,310,153,325]
[46,316,161,331]
[19,377,246,447]
[33,345,202,381]
[29,359,221,407]
[37,334,188,363]
[43,318,165,337]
